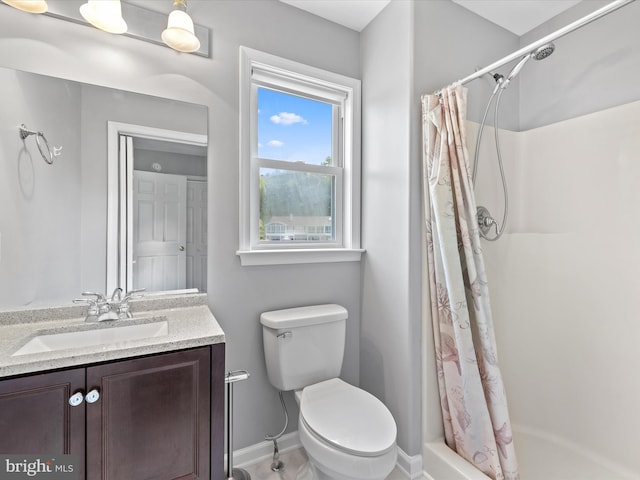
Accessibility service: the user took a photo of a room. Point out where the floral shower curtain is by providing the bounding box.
[421,85,519,480]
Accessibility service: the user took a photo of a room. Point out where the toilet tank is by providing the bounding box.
[260,304,348,392]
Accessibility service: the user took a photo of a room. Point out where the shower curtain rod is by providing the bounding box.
[433,0,635,95]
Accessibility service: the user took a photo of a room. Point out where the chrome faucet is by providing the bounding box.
[73,288,145,322]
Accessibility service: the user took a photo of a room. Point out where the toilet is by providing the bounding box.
[260,304,397,480]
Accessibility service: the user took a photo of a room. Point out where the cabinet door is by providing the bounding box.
[0,369,85,477]
[86,348,210,480]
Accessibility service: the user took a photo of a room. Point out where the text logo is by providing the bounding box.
[0,456,77,480]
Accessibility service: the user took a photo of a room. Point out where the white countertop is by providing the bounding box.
[0,294,225,378]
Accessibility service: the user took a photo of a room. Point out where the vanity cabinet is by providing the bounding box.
[0,344,225,480]
[0,368,86,475]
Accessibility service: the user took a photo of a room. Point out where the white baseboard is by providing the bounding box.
[231,431,424,479]
[233,431,301,468]
[396,446,424,479]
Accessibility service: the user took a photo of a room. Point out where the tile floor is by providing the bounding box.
[240,447,407,480]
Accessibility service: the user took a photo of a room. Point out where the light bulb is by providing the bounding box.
[79,0,127,34]
[162,9,200,53]
[1,0,48,13]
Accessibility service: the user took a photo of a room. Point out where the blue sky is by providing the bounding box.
[257,87,332,165]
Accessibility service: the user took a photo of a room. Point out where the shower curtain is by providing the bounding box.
[421,85,519,480]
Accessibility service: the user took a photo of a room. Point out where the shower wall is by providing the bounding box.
[471,2,640,475]
[476,98,640,478]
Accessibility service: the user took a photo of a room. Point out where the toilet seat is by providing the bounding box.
[299,378,397,457]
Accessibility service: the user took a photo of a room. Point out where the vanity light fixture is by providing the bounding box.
[2,0,209,56]
[79,0,127,34]
[162,0,200,53]
[1,0,48,13]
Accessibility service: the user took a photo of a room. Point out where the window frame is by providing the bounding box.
[238,47,363,266]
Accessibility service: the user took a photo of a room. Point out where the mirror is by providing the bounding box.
[0,67,208,309]
[107,122,208,295]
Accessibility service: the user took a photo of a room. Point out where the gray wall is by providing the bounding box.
[360,0,421,457]
[0,69,82,307]
[413,0,521,130]
[0,0,361,450]
[519,0,640,130]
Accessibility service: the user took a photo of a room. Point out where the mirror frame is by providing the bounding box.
[106,121,208,295]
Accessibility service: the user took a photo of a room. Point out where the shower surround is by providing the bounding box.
[423,99,640,480]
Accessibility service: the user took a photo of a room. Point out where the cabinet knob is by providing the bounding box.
[68,392,84,407]
[85,388,100,404]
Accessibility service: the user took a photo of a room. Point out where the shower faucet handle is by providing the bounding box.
[476,206,500,240]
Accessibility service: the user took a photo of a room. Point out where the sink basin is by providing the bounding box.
[12,320,169,356]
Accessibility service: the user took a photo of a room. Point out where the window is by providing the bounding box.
[238,47,362,265]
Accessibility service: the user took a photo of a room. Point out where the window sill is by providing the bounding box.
[236,248,365,266]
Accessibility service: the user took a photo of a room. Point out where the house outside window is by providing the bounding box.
[238,47,363,266]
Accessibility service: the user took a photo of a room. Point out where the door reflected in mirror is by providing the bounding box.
[132,140,207,294]
[108,123,207,296]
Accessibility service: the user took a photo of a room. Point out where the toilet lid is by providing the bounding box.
[300,378,397,457]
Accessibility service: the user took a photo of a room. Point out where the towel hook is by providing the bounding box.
[19,123,61,165]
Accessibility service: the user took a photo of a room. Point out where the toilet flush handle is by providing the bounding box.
[277,331,292,340]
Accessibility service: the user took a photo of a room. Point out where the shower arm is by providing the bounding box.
[432,0,635,95]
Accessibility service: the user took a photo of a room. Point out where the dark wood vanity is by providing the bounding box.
[0,295,226,480]
[0,344,225,480]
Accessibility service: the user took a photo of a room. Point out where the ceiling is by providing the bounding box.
[451,0,582,36]
[279,0,583,35]
[278,0,390,31]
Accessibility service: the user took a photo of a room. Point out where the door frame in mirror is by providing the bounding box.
[106,121,208,295]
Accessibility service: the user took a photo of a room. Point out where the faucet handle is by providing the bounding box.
[73,297,100,321]
[81,292,107,303]
[73,297,97,309]
[122,288,145,302]
[116,288,145,319]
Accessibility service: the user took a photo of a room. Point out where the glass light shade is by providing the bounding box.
[162,9,200,53]
[1,0,48,13]
[79,0,127,34]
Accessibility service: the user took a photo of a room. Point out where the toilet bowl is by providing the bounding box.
[295,378,397,480]
[260,304,398,480]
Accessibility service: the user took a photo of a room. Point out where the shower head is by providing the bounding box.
[532,42,555,61]
[500,42,556,89]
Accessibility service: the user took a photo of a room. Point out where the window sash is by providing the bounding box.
[253,85,343,167]
[250,76,345,249]
[253,158,344,249]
